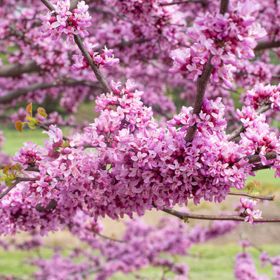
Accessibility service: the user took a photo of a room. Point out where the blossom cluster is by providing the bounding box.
[234,240,280,280]
[171,1,266,86]
[234,85,280,169]
[43,0,91,40]
[256,0,280,43]
[0,131,4,148]
[234,60,275,89]
[0,0,279,125]
[243,84,280,112]
[73,44,119,70]
[33,254,91,280]
[260,252,280,280]
[189,221,238,243]
[1,81,280,233]
[0,2,280,278]
[237,198,262,224]
[108,0,185,42]
[235,252,268,280]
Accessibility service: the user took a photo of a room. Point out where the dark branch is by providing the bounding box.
[41,0,55,11]
[0,79,100,104]
[252,164,272,171]
[0,177,38,200]
[74,35,111,93]
[0,62,40,78]
[247,152,277,164]
[219,0,229,14]
[160,0,207,6]
[38,123,69,142]
[185,57,213,142]
[185,0,229,143]
[255,40,280,51]
[109,38,151,50]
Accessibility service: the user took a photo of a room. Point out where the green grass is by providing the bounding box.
[0,250,35,276]
[113,244,280,279]
[2,128,47,155]
[0,248,53,277]
[1,244,278,279]
[185,244,278,280]
[247,169,279,186]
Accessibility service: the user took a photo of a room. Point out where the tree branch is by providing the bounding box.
[109,38,151,50]
[0,177,38,200]
[230,151,277,172]
[0,79,100,104]
[160,0,207,6]
[185,1,229,143]
[219,0,229,14]
[229,192,274,201]
[38,123,69,142]
[0,62,40,78]
[74,35,111,93]
[70,0,79,10]
[247,152,277,164]
[255,40,280,51]
[185,57,213,142]
[162,208,280,223]
[96,232,124,243]
[252,164,272,171]
[41,0,55,11]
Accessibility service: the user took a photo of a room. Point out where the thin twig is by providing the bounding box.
[0,177,38,200]
[231,151,277,172]
[38,123,69,142]
[96,232,124,243]
[162,208,280,223]
[229,192,274,201]
[228,104,271,141]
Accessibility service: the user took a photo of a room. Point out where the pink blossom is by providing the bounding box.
[239,198,262,224]
[171,1,266,86]
[43,0,91,40]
